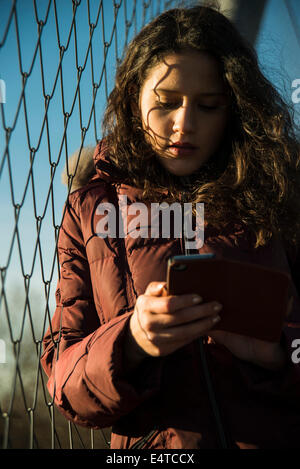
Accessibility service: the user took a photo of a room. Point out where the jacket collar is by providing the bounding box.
[93,139,171,198]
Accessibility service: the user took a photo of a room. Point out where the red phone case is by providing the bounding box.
[167,256,291,342]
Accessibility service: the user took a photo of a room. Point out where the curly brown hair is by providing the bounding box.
[102,3,300,248]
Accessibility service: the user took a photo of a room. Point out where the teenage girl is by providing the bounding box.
[41,5,300,449]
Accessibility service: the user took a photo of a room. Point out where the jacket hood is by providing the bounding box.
[92,139,123,183]
[61,140,120,193]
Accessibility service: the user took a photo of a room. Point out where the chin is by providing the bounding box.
[165,165,201,177]
[157,155,205,177]
[170,171,195,177]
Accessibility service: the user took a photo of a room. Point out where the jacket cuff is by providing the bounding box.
[84,313,165,413]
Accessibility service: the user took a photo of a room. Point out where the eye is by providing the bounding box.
[198,104,219,111]
[156,101,222,111]
[155,100,180,110]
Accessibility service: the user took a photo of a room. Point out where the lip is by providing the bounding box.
[170,141,197,148]
[167,141,198,156]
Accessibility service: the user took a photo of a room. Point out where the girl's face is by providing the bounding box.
[138,51,231,176]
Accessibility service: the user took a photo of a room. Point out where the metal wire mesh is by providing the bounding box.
[1,0,300,451]
[0,0,187,449]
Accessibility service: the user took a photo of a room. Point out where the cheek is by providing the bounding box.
[145,112,170,138]
[201,114,229,144]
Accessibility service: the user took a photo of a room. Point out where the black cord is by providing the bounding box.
[199,337,228,448]
[181,190,228,448]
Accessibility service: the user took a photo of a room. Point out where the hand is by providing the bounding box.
[208,329,287,371]
[128,281,222,358]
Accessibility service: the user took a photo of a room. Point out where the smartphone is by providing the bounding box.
[167,253,291,342]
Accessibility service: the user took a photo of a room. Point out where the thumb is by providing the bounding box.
[144,281,168,297]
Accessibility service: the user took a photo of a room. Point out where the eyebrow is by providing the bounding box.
[153,88,228,97]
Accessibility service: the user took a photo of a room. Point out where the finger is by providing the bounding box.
[144,281,168,297]
[147,301,222,328]
[139,292,204,316]
[160,301,222,328]
[148,313,221,345]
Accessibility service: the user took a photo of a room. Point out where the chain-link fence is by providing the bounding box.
[1,0,300,450]
[0,0,189,449]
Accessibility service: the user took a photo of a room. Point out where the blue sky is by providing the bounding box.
[0,0,300,326]
[0,0,161,311]
[256,0,300,110]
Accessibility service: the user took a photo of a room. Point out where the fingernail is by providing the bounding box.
[192,295,202,304]
[212,315,221,323]
[213,303,222,312]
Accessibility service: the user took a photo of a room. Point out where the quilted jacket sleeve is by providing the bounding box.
[40,195,164,429]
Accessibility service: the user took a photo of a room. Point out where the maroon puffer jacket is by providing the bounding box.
[41,140,300,449]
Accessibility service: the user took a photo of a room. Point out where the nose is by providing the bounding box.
[172,104,195,135]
